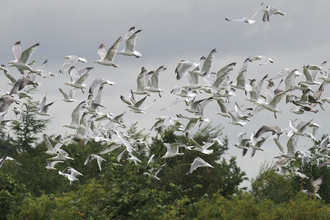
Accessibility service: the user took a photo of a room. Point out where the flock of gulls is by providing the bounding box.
[0,3,329,198]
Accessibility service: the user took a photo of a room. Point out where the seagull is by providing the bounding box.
[187,157,214,175]
[215,100,230,118]
[254,125,282,138]
[225,2,264,24]
[175,60,197,80]
[59,55,87,73]
[117,26,142,58]
[190,138,214,155]
[252,89,292,118]
[253,56,274,65]
[233,132,250,150]
[145,66,167,97]
[51,149,74,161]
[88,78,115,94]
[185,97,213,116]
[132,67,149,95]
[8,41,40,72]
[58,170,79,185]
[43,134,63,155]
[191,48,217,76]
[0,155,21,168]
[228,111,247,127]
[143,163,166,180]
[63,101,86,129]
[0,95,19,113]
[262,5,285,22]
[59,88,77,102]
[1,65,17,86]
[64,66,94,92]
[301,176,323,199]
[95,36,122,67]
[84,154,106,171]
[161,142,185,158]
[45,159,64,170]
[120,90,155,114]
[176,114,209,136]
[37,94,55,116]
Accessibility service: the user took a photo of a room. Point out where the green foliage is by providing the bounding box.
[251,163,297,204]
[0,173,30,219]
[150,125,246,201]
[6,98,51,154]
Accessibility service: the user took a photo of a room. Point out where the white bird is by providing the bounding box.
[88,78,115,94]
[145,66,167,97]
[117,26,142,58]
[64,67,94,91]
[0,95,19,112]
[1,65,17,86]
[190,138,214,155]
[161,142,185,158]
[228,111,247,127]
[225,2,264,24]
[59,88,77,102]
[43,134,63,155]
[51,149,74,161]
[63,101,86,129]
[0,155,21,168]
[45,159,64,170]
[253,55,274,65]
[37,94,55,116]
[8,41,40,72]
[175,60,197,80]
[94,36,122,67]
[59,55,87,73]
[120,90,155,114]
[262,5,285,22]
[143,163,166,180]
[252,89,292,118]
[191,48,217,76]
[187,157,214,175]
[301,176,323,199]
[132,67,149,95]
[58,171,79,185]
[233,132,250,150]
[84,154,106,171]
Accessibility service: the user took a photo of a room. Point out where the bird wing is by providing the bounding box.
[18,42,40,64]
[104,36,122,61]
[126,29,142,53]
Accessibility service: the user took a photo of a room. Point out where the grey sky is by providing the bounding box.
[1,1,330,188]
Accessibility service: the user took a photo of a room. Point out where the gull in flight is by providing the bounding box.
[262,6,285,22]
[84,154,106,171]
[132,67,149,95]
[117,26,142,58]
[37,94,55,116]
[95,36,122,67]
[120,89,155,114]
[45,159,64,170]
[59,88,77,102]
[145,65,167,97]
[63,101,86,129]
[225,3,264,24]
[8,40,40,72]
[161,142,185,158]
[59,55,87,73]
[0,155,21,168]
[187,157,214,175]
[301,176,323,199]
[175,60,197,80]
[65,67,94,92]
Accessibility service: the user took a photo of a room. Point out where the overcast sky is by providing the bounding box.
[1,0,330,188]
